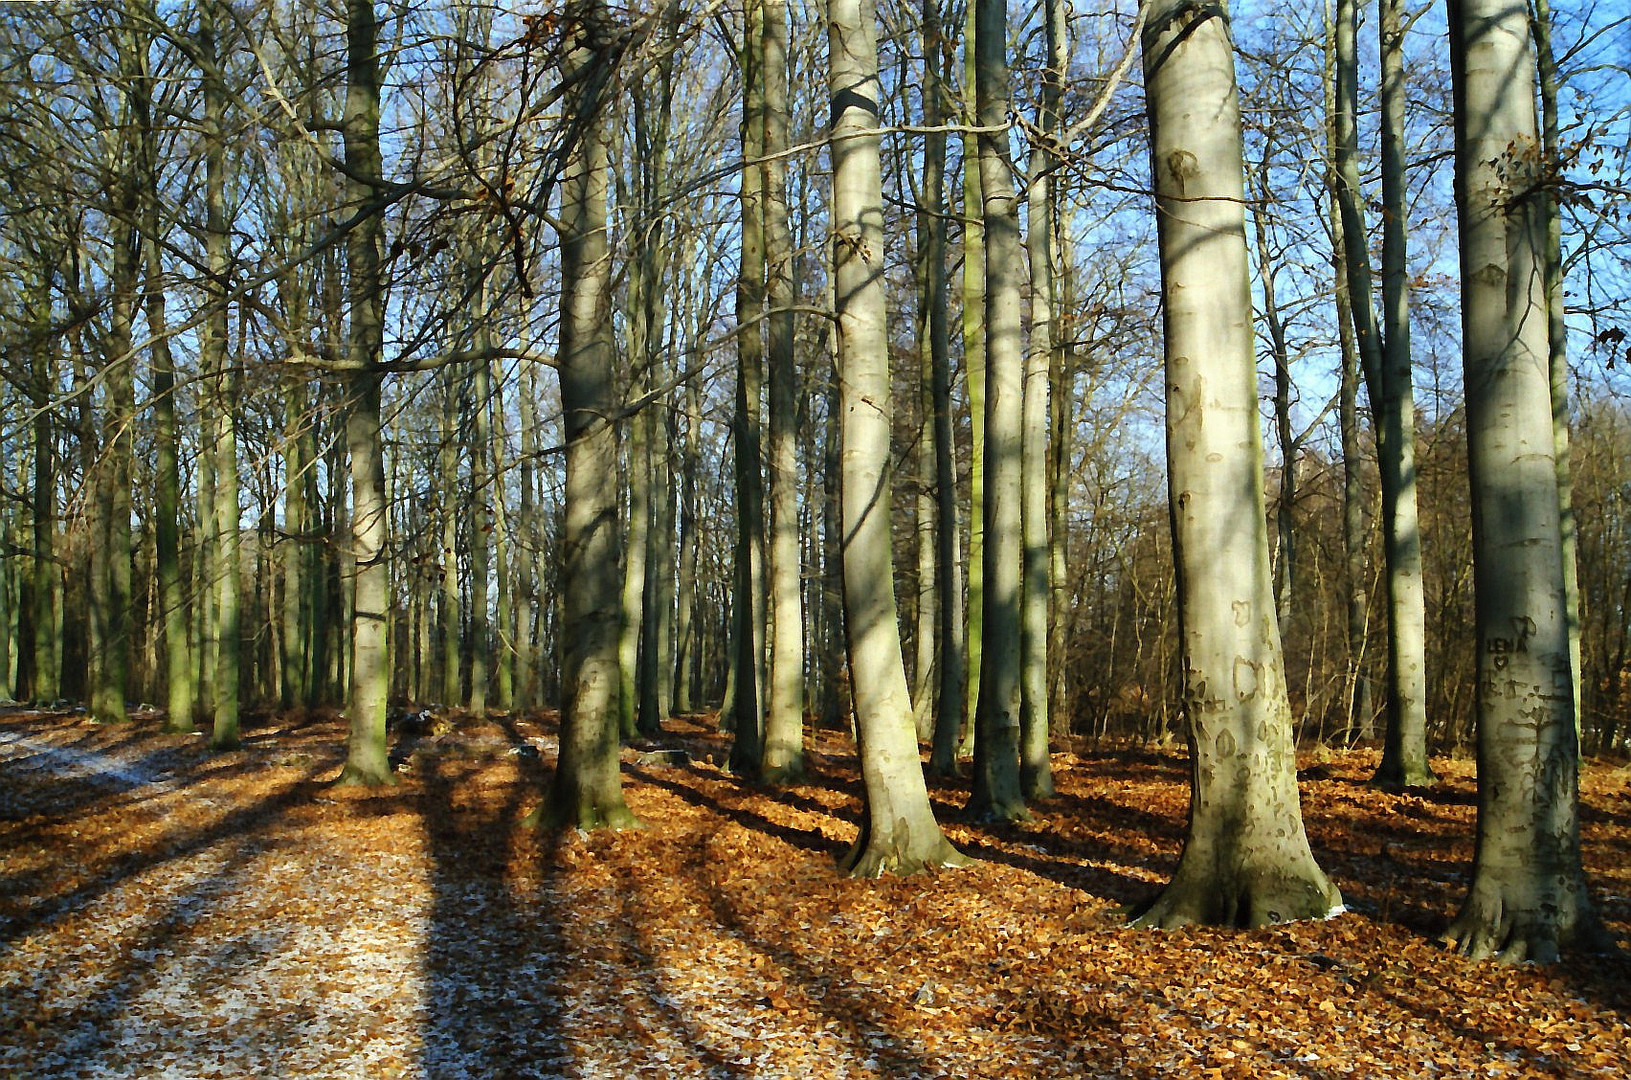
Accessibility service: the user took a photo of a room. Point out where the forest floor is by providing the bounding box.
[0,707,1627,1079]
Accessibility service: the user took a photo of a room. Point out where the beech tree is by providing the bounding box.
[336,0,392,786]
[1132,0,1341,928]
[535,0,638,831]
[965,0,1029,823]
[760,0,804,785]
[829,0,965,877]
[1440,0,1608,962]
[1332,0,1433,789]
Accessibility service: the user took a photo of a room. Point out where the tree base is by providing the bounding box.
[1369,759,1437,791]
[521,800,642,833]
[761,759,806,788]
[1130,869,1343,930]
[334,762,398,788]
[963,794,1032,825]
[1021,767,1055,802]
[838,826,972,879]
[208,734,241,752]
[1441,883,1619,964]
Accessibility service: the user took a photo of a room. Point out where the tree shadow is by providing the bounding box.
[412,736,581,1078]
[621,766,949,1076]
[629,764,844,859]
[0,760,326,948]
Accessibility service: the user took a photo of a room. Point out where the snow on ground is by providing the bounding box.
[2,709,1628,1080]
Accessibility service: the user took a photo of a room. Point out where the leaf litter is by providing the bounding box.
[1,707,1627,1078]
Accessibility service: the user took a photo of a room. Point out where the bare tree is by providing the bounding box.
[1132,0,1340,928]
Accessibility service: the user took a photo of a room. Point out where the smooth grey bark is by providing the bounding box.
[491,365,515,711]
[281,374,313,710]
[28,267,57,704]
[1332,0,1432,788]
[829,0,966,878]
[761,0,805,784]
[1320,14,1375,744]
[919,0,961,768]
[440,374,462,705]
[912,209,938,744]
[1132,0,1341,928]
[926,232,968,761]
[674,374,701,713]
[960,0,985,752]
[336,0,392,786]
[196,0,238,747]
[819,328,847,733]
[617,332,649,739]
[0,510,12,701]
[518,361,542,710]
[634,6,680,736]
[131,30,194,732]
[1533,0,1581,736]
[966,0,1028,823]
[1019,0,1064,801]
[1250,144,1296,634]
[1047,223,1073,737]
[534,1,638,831]
[195,386,217,718]
[149,222,192,733]
[469,326,494,716]
[1441,0,1608,962]
[86,27,141,726]
[729,0,767,775]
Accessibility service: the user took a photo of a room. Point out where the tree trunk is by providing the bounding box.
[1132,0,1341,929]
[1440,0,1609,963]
[469,337,494,717]
[1047,224,1073,738]
[491,366,515,712]
[534,1,638,831]
[674,375,701,713]
[966,0,1028,823]
[922,0,965,775]
[729,0,767,775]
[518,361,542,710]
[760,0,804,783]
[336,0,393,786]
[960,0,984,753]
[129,28,194,732]
[91,32,140,726]
[193,0,239,746]
[1323,23,1374,745]
[281,375,312,710]
[1533,0,1581,739]
[1021,0,1065,801]
[829,0,967,878]
[440,374,462,705]
[911,162,939,744]
[617,338,649,739]
[820,323,847,733]
[1250,147,1296,636]
[1333,0,1434,788]
[28,267,58,704]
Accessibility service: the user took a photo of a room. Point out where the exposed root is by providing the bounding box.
[1442,889,1621,964]
[838,819,972,879]
[334,763,398,788]
[521,800,642,833]
[1129,870,1343,930]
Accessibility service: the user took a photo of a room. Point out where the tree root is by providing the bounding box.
[334,763,398,788]
[1130,872,1343,930]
